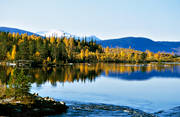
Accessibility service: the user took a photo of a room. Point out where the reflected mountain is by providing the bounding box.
[101,64,180,80]
[103,70,180,81]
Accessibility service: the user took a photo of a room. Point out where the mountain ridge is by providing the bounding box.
[0,27,101,42]
[0,27,40,36]
[97,37,180,53]
[36,30,101,42]
[0,27,179,54]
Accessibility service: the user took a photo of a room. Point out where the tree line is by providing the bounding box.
[0,31,177,66]
[0,32,102,65]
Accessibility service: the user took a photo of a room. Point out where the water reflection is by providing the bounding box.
[0,63,180,87]
[28,63,180,113]
[1,63,180,113]
[101,64,180,80]
[0,68,33,104]
[30,64,103,86]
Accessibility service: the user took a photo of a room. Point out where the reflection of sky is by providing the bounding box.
[31,75,180,113]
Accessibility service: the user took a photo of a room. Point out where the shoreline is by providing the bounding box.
[2,93,180,116]
[1,61,180,68]
[0,93,68,116]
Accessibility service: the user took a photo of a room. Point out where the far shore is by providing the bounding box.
[0,61,180,68]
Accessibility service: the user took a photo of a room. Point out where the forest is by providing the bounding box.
[0,31,178,66]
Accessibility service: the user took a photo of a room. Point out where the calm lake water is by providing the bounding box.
[1,63,180,116]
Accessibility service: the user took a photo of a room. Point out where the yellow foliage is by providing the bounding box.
[146,50,153,58]
[47,57,51,62]
[69,37,74,49]
[12,32,16,38]
[105,46,109,53]
[134,53,139,62]
[78,42,81,49]
[6,67,12,76]
[10,69,15,77]
[8,32,12,37]
[63,37,69,47]
[35,73,40,79]
[96,50,100,60]
[11,45,16,60]
[53,59,56,63]
[80,49,84,60]
[56,38,61,44]
[35,51,40,57]
[50,37,55,44]
[121,51,125,57]
[85,49,89,58]
[154,53,160,60]
[6,52,11,60]
[18,39,24,45]
[127,53,132,60]
[43,60,46,64]
[22,33,27,40]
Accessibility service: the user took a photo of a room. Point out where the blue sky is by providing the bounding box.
[0,0,180,41]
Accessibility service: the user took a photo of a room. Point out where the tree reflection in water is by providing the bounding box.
[0,68,34,104]
[0,63,179,89]
[8,69,31,98]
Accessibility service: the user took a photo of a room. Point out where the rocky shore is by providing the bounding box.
[0,93,68,117]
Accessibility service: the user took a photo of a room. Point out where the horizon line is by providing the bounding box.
[0,26,180,42]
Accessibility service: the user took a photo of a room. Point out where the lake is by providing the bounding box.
[1,63,180,116]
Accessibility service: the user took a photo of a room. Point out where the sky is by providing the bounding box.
[0,0,180,41]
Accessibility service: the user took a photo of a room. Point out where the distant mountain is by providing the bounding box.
[37,30,72,38]
[1,27,179,54]
[157,41,180,49]
[37,30,101,42]
[157,41,180,54]
[0,27,40,36]
[97,37,179,53]
[0,27,101,42]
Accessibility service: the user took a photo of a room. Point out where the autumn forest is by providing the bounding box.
[0,32,178,66]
